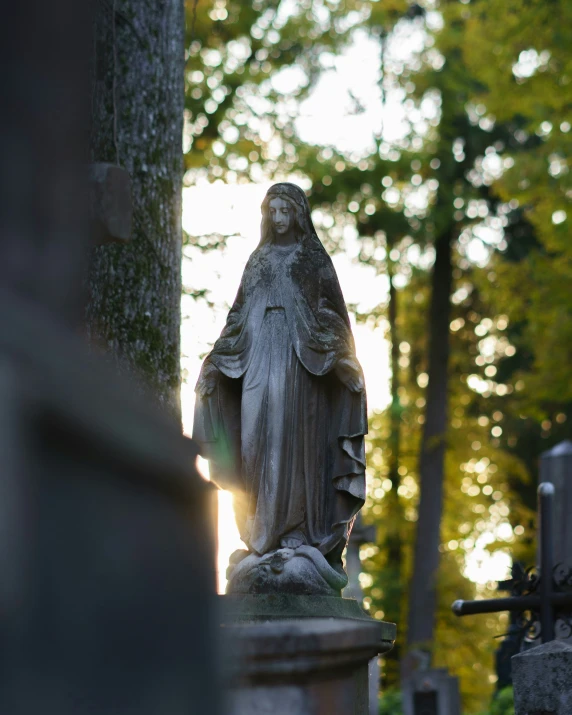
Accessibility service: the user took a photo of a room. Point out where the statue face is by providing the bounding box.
[268,197,293,236]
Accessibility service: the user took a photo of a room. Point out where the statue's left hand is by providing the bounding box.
[335,357,364,393]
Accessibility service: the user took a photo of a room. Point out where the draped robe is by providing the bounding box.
[193,236,367,567]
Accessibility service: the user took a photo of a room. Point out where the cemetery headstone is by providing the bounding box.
[402,668,461,715]
[512,640,572,715]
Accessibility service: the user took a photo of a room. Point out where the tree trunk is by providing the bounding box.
[406,229,454,653]
[386,264,404,562]
[383,260,406,668]
[87,0,185,417]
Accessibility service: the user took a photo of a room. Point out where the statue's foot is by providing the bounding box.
[226,544,348,596]
[280,528,306,549]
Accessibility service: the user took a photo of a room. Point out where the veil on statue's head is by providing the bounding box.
[259,182,324,252]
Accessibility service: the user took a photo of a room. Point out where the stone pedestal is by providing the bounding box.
[221,594,383,622]
[402,668,461,715]
[221,595,396,715]
[512,640,572,715]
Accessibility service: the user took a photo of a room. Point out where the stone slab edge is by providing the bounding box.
[220,594,396,650]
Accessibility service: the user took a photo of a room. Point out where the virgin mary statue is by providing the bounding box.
[193,183,367,596]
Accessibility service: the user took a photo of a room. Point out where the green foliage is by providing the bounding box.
[378,688,403,715]
[360,264,529,711]
[475,687,515,715]
[183,0,366,179]
[298,5,533,709]
[378,686,514,715]
[459,0,572,409]
[490,687,515,715]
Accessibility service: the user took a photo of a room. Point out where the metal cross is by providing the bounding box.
[452,483,572,644]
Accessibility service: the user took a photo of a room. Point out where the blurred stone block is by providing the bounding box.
[512,640,572,715]
[402,668,461,715]
[0,296,220,715]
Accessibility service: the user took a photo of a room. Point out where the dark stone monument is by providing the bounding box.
[512,640,572,715]
[0,2,220,713]
[402,669,461,715]
[193,183,395,712]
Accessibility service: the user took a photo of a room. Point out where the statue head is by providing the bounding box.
[268,195,294,238]
[259,182,322,249]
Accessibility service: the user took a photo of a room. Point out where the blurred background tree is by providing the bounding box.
[461,0,572,508]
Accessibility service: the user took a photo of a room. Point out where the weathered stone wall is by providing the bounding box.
[87,0,185,417]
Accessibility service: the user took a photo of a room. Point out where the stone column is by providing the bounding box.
[86,0,185,416]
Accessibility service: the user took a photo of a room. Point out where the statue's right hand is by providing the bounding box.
[335,357,364,393]
[196,362,220,398]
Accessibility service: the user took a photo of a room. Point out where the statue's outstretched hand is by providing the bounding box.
[196,361,220,398]
[335,357,364,393]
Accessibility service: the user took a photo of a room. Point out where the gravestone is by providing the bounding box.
[512,640,572,715]
[402,668,461,715]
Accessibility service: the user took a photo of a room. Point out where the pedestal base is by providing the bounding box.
[221,595,396,715]
[222,593,388,625]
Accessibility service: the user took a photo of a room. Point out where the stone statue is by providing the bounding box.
[193,182,367,596]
